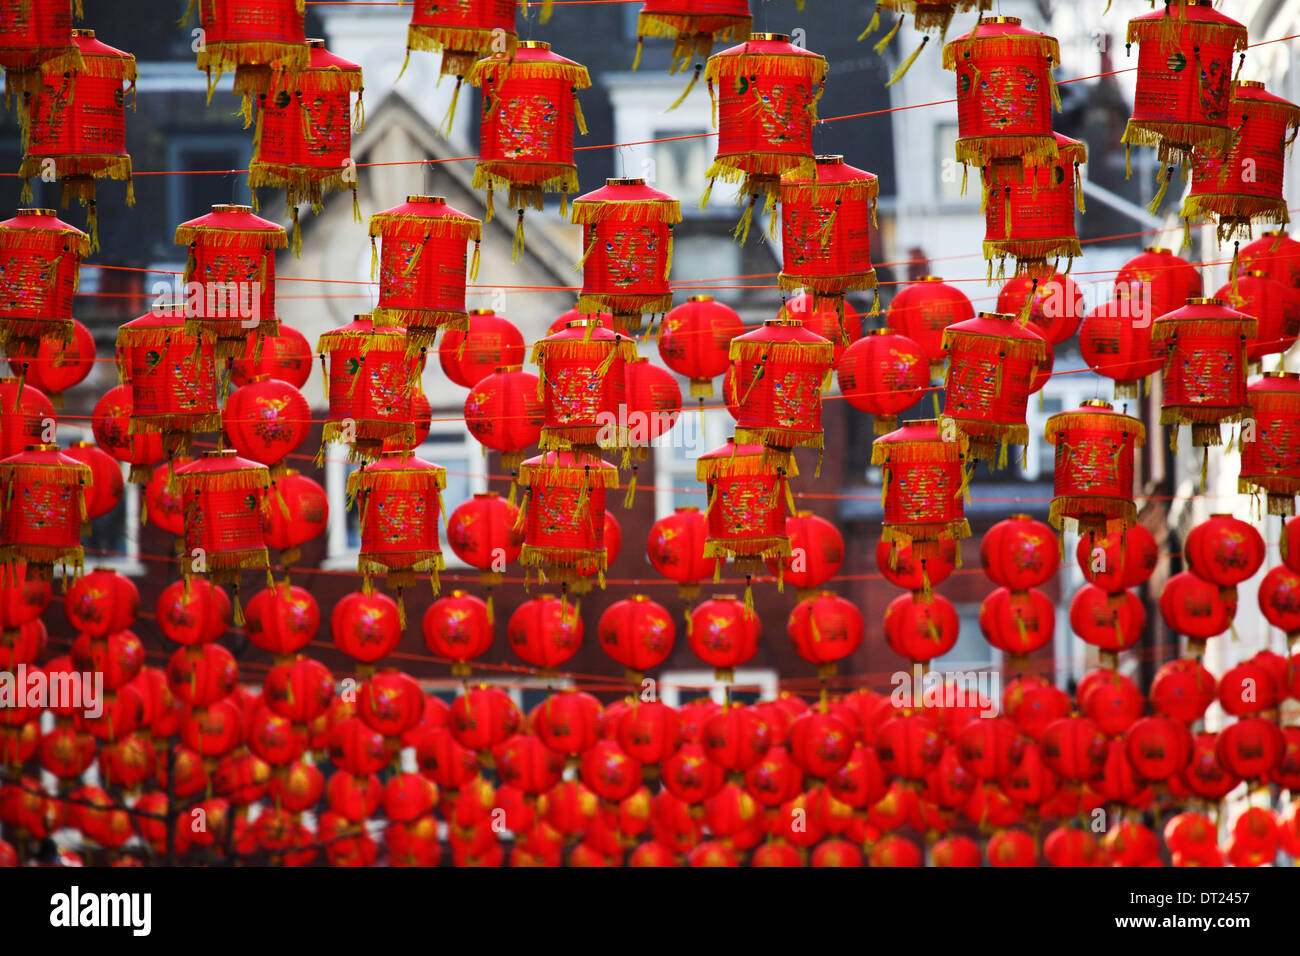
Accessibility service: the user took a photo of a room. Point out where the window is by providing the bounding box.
[651,130,712,205]
[323,418,488,570]
[165,134,253,225]
[658,668,780,706]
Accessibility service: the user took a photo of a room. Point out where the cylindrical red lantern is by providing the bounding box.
[837,328,929,435]
[19,30,135,249]
[779,155,878,305]
[350,450,445,601]
[634,0,752,87]
[729,317,834,457]
[174,449,270,596]
[191,0,309,97]
[1151,297,1254,464]
[403,0,518,86]
[572,177,680,330]
[317,316,418,462]
[248,40,364,250]
[468,41,590,253]
[516,451,618,593]
[873,418,970,561]
[0,209,87,351]
[368,195,481,352]
[698,439,791,599]
[1183,81,1299,240]
[941,311,1048,466]
[981,133,1085,278]
[0,443,89,581]
[531,318,637,459]
[1043,399,1145,536]
[0,0,77,100]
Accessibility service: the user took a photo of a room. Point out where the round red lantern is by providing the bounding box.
[621,358,682,474]
[331,591,402,669]
[263,470,328,566]
[873,418,970,561]
[0,209,87,353]
[440,310,525,390]
[230,322,311,389]
[688,594,760,683]
[884,591,959,662]
[1075,523,1158,594]
[779,155,878,307]
[245,583,319,659]
[1240,372,1300,515]
[702,33,825,237]
[658,296,743,399]
[886,276,975,381]
[223,376,309,473]
[1216,718,1286,781]
[1184,513,1265,603]
[62,441,122,526]
[1258,564,1300,642]
[63,567,136,637]
[317,315,419,462]
[115,306,220,460]
[464,365,542,480]
[597,595,675,683]
[368,195,481,353]
[174,449,271,597]
[1217,270,1297,364]
[422,591,492,678]
[0,443,88,581]
[19,30,135,249]
[1044,399,1145,536]
[517,451,617,593]
[506,595,583,676]
[979,587,1054,662]
[787,592,863,676]
[1159,570,1233,655]
[981,133,1085,278]
[729,317,834,459]
[5,320,94,406]
[469,41,590,254]
[350,450,445,606]
[156,579,230,646]
[941,310,1048,467]
[646,505,717,602]
[763,510,843,599]
[836,328,928,435]
[980,514,1056,591]
[997,273,1085,348]
[445,492,522,613]
[875,535,957,594]
[1150,658,1217,723]
[248,41,364,250]
[1078,296,1166,399]
[1069,585,1146,664]
[0,376,52,464]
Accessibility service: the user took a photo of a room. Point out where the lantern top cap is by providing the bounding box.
[688,295,714,302]
[473,491,500,498]
[902,418,938,427]
[749,33,789,41]
[867,328,894,336]
[73,29,95,38]
[1186,297,1221,306]
[16,209,55,217]
[519,40,551,50]
[714,594,739,601]
[308,38,325,48]
[493,364,523,372]
[211,204,251,214]
[814,155,844,164]
[918,275,944,282]
[1143,246,1171,254]
[469,308,496,315]
[352,313,374,321]
[606,178,645,186]
[1238,80,1266,89]
[1262,371,1300,379]
[631,594,650,602]
[405,195,446,204]
[1009,513,1033,520]
[675,506,700,512]
[1080,398,1114,410]
[976,311,1016,321]
[203,449,238,459]
[978,16,1021,25]
[26,444,58,452]
[1243,269,1268,278]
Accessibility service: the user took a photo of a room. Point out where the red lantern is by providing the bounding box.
[1258,564,1300,642]
[597,595,675,683]
[62,441,121,526]
[531,689,601,759]
[531,318,635,459]
[1069,585,1146,663]
[0,209,87,354]
[786,592,863,676]
[156,579,230,646]
[621,358,682,469]
[884,591,959,662]
[688,595,760,683]
[445,492,522,610]
[873,418,970,561]
[249,40,364,250]
[943,17,1060,171]
[19,30,135,249]
[173,204,286,357]
[836,328,928,435]
[331,591,402,669]
[1122,3,1248,169]
[190,0,308,99]
[1159,570,1233,655]
[698,439,791,600]
[875,536,956,594]
[783,293,864,366]
[245,583,319,659]
[1150,658,1217,723]
[350,450,445,605]
[634,0,752,91]
[450,684,521,754]
[763,510,843,599]
[658,296,743,398]
[1216,718,1286,781]
[979,587,1054,662]
[223,376,309,473]
[469,41,590,254]
[980,514,1056,592]
[647,505,717,601]
[115,306,220,460]
[702,703,772,773]
[1184,513,1265,603]
[62,567,136,637]
[463,366,541,480]
[402,0,517,87]
[779,155,878,309]
[997,273,1083,351]
[174,449,271,598]
[1218,270,1296,364]
[422,591,492,678]
[1240,231,1300,312]
[981,134,1085,278]
[572,177,680,330]
[729,317,834,458]
[0,442,88,580]
[702,34,825,238]
[517,451,617,593]
[1044,399,1145,536]
[368,195,481,353]
[263,470,328,565]
[230,322,311,389]
[0,559,50,640]
[941,310,1048,466]
[1078,297,1166,399]
[886,276,975,380]
[1075,523,1158,594]
[0,0,76,102]
[506,595,583,676]
[317,316,419,462]
[1240,372,1300,515]
[439,312,524,391]
[1183,82,1300,241]
[0,377,53,465]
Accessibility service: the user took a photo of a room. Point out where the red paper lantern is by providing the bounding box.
[980,514,1056,591]
[980,587,1054,662]
[230,322,311,389]
[19,30,135,249]
[515,451,617,594]
[729,317,834,457]
[0,559,50,640]
[634,0,752,89]
[941,310,1048,466]
[0,442,88,581]
[1075,523,1158,594]
[783,293,863,366]
[191,0,308,105]
[1183,513,1264,604]
[63,567,137,636]
[531,318,636,459]
[263,470,328,565]
[0,377,53,465]
[1215,270,1297,365]
[884,591,959,662]
[875,536,956,593]
[765,510,843,599]
[702,34,825,236]
[698,439,791,598]
[646,505,717,601]
[786,592,863,676]
[450,684,521,754]
[174,449,271,596]
[873,418,971,561]
[464,365,542,476]
[402,0,518,88]
[439,310,527,389]
[115,306,220,460]
[1258,564,1300,642]
[223,375,309,472]
[368,195,481,353]
[506,594,582,675]
[0,209,87,353]
[1240,231,1300,311]
[688,595,760,683]
[779,155,878,308]
[1069,585,1146,663]
[1159,570,1233,655]
[156,579,230,646]
[1122,2,1248,168]
[350,450,444,607]
[6,320,94,409]
[1078,296,1166,399]
[245,583,319,659]
[1043,399,1145,536]
[943,17,1060,170]
[981,133,1085,278]
[886,276,975,380]
[331,590,403,667]
[836,328,928,435]
[597,595,675,683]
[317,315,419,462]
[445,492,522,609]
[1216,718,1286,781]
[0,0,76,99]
[572,177,680,330]
[1183,81,1300,241]
[422,591,492,678]
[658,295,743,399]
[249,40,364,250]
[622,357,682,461]
[469,41,590,254]
[1240,372,1300,516]
[62,440,121,525]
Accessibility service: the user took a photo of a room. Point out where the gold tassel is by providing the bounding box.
[858,8,881,41]
[873,16,903,55]
[1147,165,1172,215]
[1049,68,1062,112]
[469,240,481,281]
[744,577,754,613]
[886,36,928,88]
[733,195,757,245]
[440,78,462,137]
[396,49,412,83]
[369,236,378,281]
[632,38,643,71]
[511,210,526,264]
[698,178,715,211]
[623,470,637,509]
[668,64,702,112]
[1074,164,1085,213]
[574,97,588,136]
